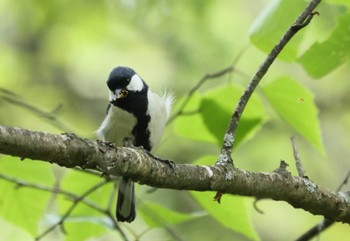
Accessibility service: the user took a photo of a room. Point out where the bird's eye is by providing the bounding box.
[122,79,130,85]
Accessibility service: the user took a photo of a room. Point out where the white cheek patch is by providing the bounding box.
[127,74,144,92]
[109,91,116,101]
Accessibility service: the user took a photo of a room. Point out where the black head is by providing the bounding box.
[107,66,148,102]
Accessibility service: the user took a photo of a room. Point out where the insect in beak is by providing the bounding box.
[115,89,128,100]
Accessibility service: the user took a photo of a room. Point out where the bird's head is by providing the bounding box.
[107,66,148,104]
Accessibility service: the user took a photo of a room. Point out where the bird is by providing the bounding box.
[97,66,172,222]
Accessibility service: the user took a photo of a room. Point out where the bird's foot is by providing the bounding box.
[146,152,176,169]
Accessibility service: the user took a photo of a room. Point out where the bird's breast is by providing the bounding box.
[97,106,137,146]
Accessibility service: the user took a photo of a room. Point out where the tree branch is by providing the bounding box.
[295,171,350,241]
[219,0,321,164]
[291,136,306,177]
[0,88,73,132]
[1,125,350,224]
[35,180,112,241]
[167,65,235,124]
[0,173,128,241]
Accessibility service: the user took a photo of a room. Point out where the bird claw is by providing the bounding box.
[156,158,176,169]
[146,151,176,169]
[123,137,134,148]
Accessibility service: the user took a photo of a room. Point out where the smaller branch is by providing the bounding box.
[273,160,291,177]
[0,172,129,240]
[290,136,305,177]
[107,182,118,211]
[168,47,249,124]
[134,205,186,241]
[219,1,321,164]
[291,11,320,31]
[336,171,350,192]
[295,170,350,241]
[35,180,109,241]
[295,218,334,241]
[253,199,264,214]
[105,211,129,241]
[73,167,105,177]
[0,173,63,195]
[167,66,234,124]
[0,88,73,132]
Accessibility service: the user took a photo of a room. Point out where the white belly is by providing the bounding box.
[96,106,136,146]
[146,91,168,149]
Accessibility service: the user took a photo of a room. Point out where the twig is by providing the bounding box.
[295,170,350,241]
[35,180,109,240]
[167,66,234,124]
[106,211,129,240]
[107,182,118,211]
[73,167,104,177]
[218,0,321,165]
[167,47,249,124]
[253,199,264,214]
[336,171,350,192]
[290,136,305,177]
[134,205,186,241]
[0,173,106,214]
[295,218,333,241]
[0,88,73,132]
[0,172,129,240]
[0,173,89,203]
[291,11,320,31]
[273,160,291,177]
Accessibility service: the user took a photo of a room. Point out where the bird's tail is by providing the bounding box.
[116,176,136,222]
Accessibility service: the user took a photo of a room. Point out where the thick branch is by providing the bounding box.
[296,171,350,241]
[0,125,350,223]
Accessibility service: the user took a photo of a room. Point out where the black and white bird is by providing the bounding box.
[97,66,172,222]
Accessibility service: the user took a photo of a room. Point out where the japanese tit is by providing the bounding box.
[97,66,172,222]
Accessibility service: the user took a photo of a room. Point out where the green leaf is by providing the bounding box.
[55,171,114,240]
[200,84,265,146]
[59,170,113,218]
[0,157,54,236]
[191,156,260,241]
[249,0,307,61]
[175,84,265,147]
[298,12,350,78]
[262,76,324,152]
[174,93,217,143]
[139,202,205,228]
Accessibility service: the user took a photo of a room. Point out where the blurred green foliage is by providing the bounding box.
[1,0,350,241]
[298,12,350,78]
[262,76,323,152]
[175,83,265,146]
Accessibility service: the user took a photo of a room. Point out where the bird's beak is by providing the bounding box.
[114,89,128,100]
